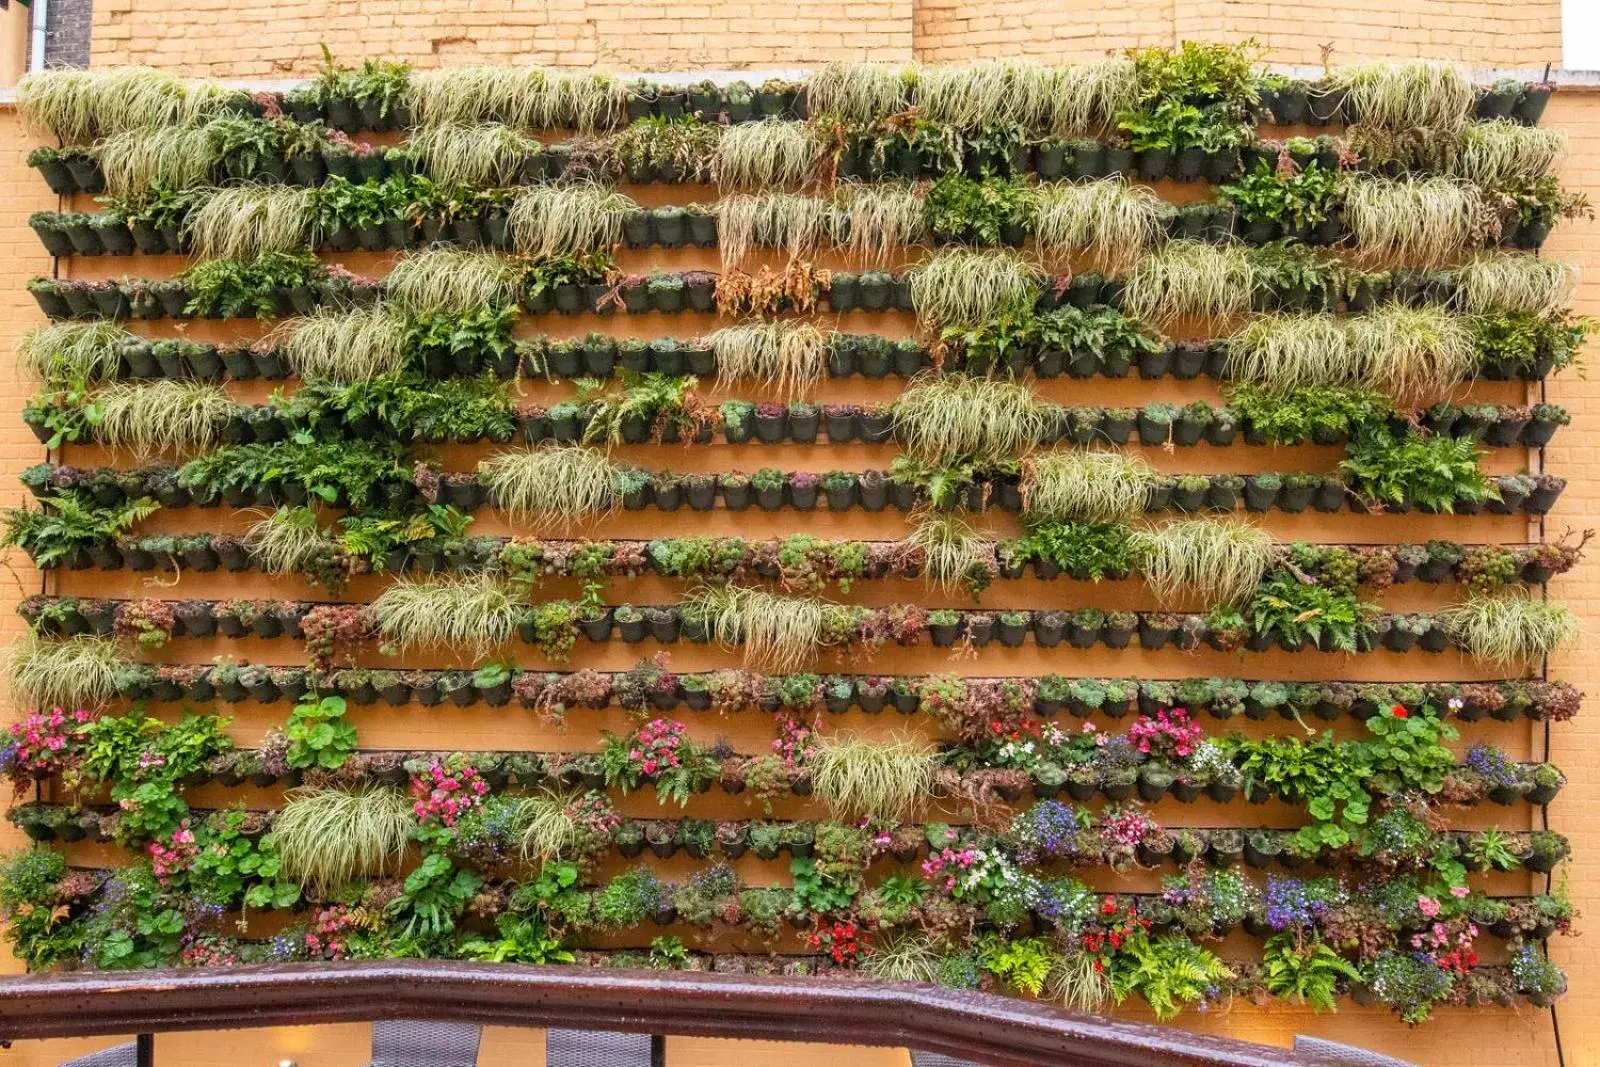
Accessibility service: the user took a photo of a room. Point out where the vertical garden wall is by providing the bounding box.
[0,48,1589,1061]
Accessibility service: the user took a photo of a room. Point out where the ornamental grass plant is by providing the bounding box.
[267,304,412,383]
[371,573,526,655]
[811,732,938,821]
[8,633,122,710]
[507,183,637,258]
[479,445,621,527]
[94,381,234,458]
[183,184,318,260]
[274,785,414,892]
[1133,518,1281,606]
[707,321,826,397]
[1022,450,1156,523]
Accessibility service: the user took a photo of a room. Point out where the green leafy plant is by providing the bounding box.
[285,694,358,771]
[1260,934,1359,1012]
[1339,425,1491,513]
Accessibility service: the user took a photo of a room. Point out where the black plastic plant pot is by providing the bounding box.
[929,622,960,647]
[554,284,587,313]
[1136,148,1170,180]
[1517,86,1552,124]
[648,286,685,313]
[1307,86,1346,124]
[1175,147,1206,181]
[1243,479,1280,512]
[1139,621,1172,651]
[753,411,787,443]
[790,483,818,510]
[1136,414,1173,446]
[580,612,614,643]
[789,411,820,443]
[1312,480,1347,512]
[996,619,1028,648]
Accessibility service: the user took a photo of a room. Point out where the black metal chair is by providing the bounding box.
[546,1028,654,1067]
[909,1051,983,1067]
[364,1020,484,1067]
[1292,1036,1417,1067]
[59,1044,137,1067]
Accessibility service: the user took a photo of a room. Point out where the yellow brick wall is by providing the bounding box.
[2,18,1596,1067]
[90,0,1563,73]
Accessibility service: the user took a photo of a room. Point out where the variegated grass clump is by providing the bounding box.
[805,62,912,123]
[1454,252,1576,315]
[183,185,318,260]
[835,183,928,265]
[406,67,627,132]
[1033,178,1169,269]
[1022,450,1155,524]
[707,321,826,397]
[1343,175,1483,266]
[909,248,1044,329]
[715,119,821,189]
[97,124,220,196]
[811,732,938,821]
[1124,241,1254,327]
[94,381,234,458]
[385,247,525,313]
[1225,307,1474,397]
[274,786,413,893]
[903,510,997,596]
[1345,304,1474,400]
[1456,120,1567,186]
[8,633,123,709]
[479,445,621,528]
[512,789,602,861]
[1133,518,1281,606]
[1223,315,1352,391]
[682,584,847,671]
[1335,60,1475,133]
[863,933,944,984]
[407,122,541,187]
[16,322,132,386]
[246,507,332,574]
[892,374,1056,463]
[266,303,412,383]
[915,61,1056,130]
[1439,593,1579,667]
[1044,56,1139,137]
[18,67,234,142]
[507,183,636,258]
[716,192,838,269]
[371,573,526,655]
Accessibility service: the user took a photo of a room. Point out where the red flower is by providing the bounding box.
[1391,705,1409,719]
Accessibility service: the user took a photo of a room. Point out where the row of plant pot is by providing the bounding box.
[6,593,1538,658]
[83,654,1585,724]
[30,393,1557,452]
[66,329,1565,387]
[32,522,1575,602]
[8,797,1569,885]
[35,461,1566,518]
[23,258,1544,325]
[28,73,1555,197]
[32,173,1561,264]
[10,732,1564,810]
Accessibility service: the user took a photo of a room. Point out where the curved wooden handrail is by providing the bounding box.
[0,961,1322,1066]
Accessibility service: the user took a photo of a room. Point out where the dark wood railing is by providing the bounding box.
[0,962,1325,1066]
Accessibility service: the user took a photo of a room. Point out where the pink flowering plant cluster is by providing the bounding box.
[1128,707,1204,760]
[148,821,199,886]
[409,757,489,830]
[600,718,717,806]
[303,903,371,961]
[0,706,92,790]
